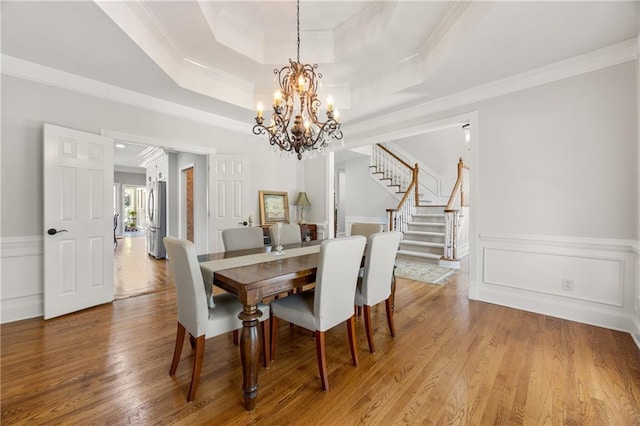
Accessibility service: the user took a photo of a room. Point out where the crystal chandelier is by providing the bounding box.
[253,0,343,160]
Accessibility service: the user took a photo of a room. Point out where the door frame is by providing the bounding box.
[101,129,216,251]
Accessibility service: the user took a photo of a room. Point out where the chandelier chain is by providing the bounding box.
[296,0,300,63]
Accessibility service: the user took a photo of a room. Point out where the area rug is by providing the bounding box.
[394,260,457,285]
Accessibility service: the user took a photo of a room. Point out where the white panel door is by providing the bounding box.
[209,155,249,252]
[44,124,114,319]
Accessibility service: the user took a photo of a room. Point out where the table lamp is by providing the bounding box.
[295,192,311,224]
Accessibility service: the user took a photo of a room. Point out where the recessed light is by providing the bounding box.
[115,143,126,149]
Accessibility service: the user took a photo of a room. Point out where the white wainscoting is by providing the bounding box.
[476,233,638,336]
[632,241,640,348]
[1,236,44,323]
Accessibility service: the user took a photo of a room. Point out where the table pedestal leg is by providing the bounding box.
[238,304,261,411]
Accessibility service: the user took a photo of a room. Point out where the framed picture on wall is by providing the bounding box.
[259,190,290,225]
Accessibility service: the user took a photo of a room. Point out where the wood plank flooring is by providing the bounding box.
[2,258,640,424]
[114,235,173,299]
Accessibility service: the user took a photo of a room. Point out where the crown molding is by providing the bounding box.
[345,38,638,143]
[2,36,635,143]
[95,1,254,109]
[1,54,249,134]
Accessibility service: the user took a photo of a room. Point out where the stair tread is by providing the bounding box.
[413,213,445,217]
[400,240,444,248]
[404,230,445,236]
[408,221,445,227]
[397,250,441,259]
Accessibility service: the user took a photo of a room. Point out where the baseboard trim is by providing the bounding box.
[478,285,635,334]
[1,294,43,323]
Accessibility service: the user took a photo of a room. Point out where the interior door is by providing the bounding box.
[209,155,249,252]
[44,124,114,319]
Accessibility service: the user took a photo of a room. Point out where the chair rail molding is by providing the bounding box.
[476,233,639,347]
[1,236,45,323]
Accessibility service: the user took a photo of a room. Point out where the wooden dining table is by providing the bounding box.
[198,240,323,411]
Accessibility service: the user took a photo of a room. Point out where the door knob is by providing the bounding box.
[47,228,68,235]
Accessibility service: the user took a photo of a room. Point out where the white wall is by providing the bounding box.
[394,126,469,176]
[342,156,398,226]
[393,126,469,197]
[339,61,639,336]
[0,75,303,322]
[473,62,637,333]
[1,74,248,238]
[634,27,640,346]
[476,64,636,239]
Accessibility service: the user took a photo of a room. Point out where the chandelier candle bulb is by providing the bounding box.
[327,96,334,113]
[257,102,263,119]
[274,91,282,107]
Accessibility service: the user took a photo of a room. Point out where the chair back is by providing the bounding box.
[163,237,209,337]
[314,236,366,331]
[269,223,302,246]
[222,227,264,251]
[351,223,383,237]
[361,231,402,305]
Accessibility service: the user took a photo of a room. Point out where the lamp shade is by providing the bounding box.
[295,192,311,207]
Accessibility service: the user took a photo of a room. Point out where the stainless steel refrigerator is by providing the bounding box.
[146,181,167,259]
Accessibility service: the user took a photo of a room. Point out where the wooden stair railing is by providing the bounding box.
[370,144,420,233]
[371,144,416,194]
[442,158,469,261]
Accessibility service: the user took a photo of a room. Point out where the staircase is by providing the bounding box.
[369,143,469,267]
[397,205,446,264]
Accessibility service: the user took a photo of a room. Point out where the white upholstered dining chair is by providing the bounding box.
[355,231,402,353]
[269,223,301,247]
[221,227,264,251]
[163,236,270,402]
[269,235,367,391]
[350,222,383,238]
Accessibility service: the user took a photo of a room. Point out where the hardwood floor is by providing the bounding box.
[2,258,640,424]
[114,235,173,299]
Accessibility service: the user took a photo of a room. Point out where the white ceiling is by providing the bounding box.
[2,1,638,167]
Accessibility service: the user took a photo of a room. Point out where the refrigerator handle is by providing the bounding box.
[147,187,155,225]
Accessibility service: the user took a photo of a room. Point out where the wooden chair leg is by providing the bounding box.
[260,318,270,368]
[363,305,375,353]
[385,298,396,337]
[170,322,186,376]
[270,315,279,362]
[187,335,206,402]
[315,330,329,391]
[391,268,397,312]
[347,316,359,366]
[232,329,239,345]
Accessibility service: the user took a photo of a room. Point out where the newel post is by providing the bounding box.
[458,158,465,207]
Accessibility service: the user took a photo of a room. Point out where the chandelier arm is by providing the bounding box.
[302,120,343,149]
